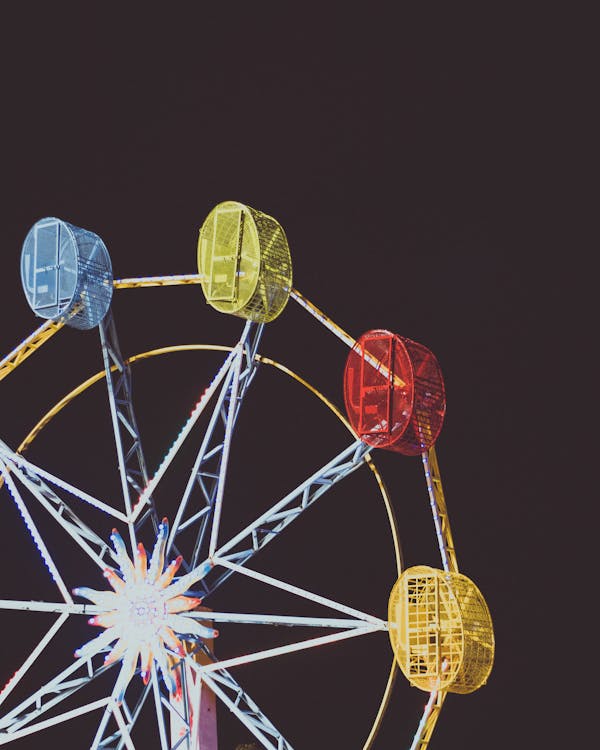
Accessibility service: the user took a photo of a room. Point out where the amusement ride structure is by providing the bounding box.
[0,202,494,748]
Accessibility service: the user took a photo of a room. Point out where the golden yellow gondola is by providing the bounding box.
[197,200,292,323]
[388,565,494,694]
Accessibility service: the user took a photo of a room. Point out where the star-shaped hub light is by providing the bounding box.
[74,519,217,701]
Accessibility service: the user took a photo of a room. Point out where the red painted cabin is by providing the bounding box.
[343,330,446,455]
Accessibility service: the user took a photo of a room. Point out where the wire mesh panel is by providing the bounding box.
[197,201,292,323]
[343,330,413,448]
[388,566,494,693]
[395,338,445,455]
[343,330,446,455]
[20,217,113,330]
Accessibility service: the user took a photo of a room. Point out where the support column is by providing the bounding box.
[170,607,218,749]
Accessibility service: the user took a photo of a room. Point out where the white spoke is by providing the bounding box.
[130,347,238,524]
[198,672,290,750]
[0,459,72,602]
[0,613,68,708]
[215,439,368,559]
[214,557,387,628]
[168,439,370,599]
[115,683,153,750]
[0,600,100,615]
[167,361,237,551]
[187,611,374,628]
[166,321,262,575]
[0,643,110,732]
[91,650,139,750]
[0,443,127,522]
[0,698,110,745]
[90,683,153,750]
[112,703,136,750]
[89,701,115,750]
[4,458,111,571]
[153,674,193,746]
[208,343,244,556]
[193,624,380,675]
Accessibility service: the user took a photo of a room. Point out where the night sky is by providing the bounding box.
[0,5,582,749]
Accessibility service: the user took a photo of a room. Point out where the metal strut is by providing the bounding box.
[113,273,205,290]
[0,317,67,383]
[99,312,156,547]
[82,679,157,750]
[0,444,114,571]
[188,644,295,750]
[421,446,458,574]
[0,296,87,386]
[410,690,447,750]
[0,649,111,740]
[166,322,264,571]
[409,445,457,749]
[176,438,373,599]
[90,680,153,750]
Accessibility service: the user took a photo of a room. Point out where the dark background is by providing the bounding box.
[0,4,586,749]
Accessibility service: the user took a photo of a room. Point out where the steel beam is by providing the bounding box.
[195,666,294,750]
[100,313,153,551]
[180,439,372,598]
[166,322,263,570]
[421,447,458,574]
[1,454,114,570]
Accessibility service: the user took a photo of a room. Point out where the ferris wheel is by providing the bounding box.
[0,202,494,749]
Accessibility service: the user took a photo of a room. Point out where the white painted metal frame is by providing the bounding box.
[0,449,115,571]
[100,312,154,551]
[166,320,263,572]
[0,300,395,750]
